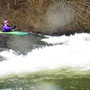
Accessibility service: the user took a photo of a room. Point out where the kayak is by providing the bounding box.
[0,31,29,35]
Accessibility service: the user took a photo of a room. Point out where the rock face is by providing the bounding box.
[0,0,90,35]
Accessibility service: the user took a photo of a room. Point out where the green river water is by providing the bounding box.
[0,68,90,90]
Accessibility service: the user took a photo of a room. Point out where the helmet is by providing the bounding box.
[5,20,9,24]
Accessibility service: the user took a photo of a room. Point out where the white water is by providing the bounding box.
[0,33,90,76]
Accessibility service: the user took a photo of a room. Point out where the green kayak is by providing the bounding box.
[0,31,29,35]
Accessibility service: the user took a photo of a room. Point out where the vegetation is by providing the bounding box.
[0,0,89,35]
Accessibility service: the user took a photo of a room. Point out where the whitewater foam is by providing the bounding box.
[0,33,90,76]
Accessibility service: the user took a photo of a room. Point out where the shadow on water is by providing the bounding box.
[0,33,49,55]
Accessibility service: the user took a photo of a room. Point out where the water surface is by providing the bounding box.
[0,32,90,90]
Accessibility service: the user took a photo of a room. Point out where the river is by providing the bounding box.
[0,32,90,90]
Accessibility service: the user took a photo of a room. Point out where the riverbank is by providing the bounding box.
[0,0,90,35]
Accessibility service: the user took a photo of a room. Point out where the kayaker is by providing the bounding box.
[2,20,16,32]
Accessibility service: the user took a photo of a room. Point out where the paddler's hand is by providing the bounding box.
[13,25,16,29]
[12,25,16,29]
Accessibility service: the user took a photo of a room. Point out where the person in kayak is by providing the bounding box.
[2,20,16,32]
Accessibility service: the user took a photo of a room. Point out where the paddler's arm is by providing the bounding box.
[5,25,13,30]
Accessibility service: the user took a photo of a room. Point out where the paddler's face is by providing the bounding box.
[7,22,10,25]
